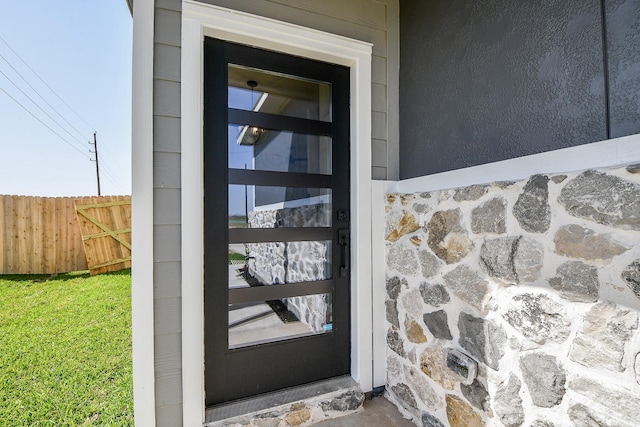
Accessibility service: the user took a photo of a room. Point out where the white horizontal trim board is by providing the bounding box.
[181,2,373,426]
[395,133,640,194]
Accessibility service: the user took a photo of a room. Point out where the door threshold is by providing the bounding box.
[204,376,364,426]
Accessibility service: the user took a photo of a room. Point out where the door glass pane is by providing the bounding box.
[228,184,331,228]
[228,293,332,349]
[228,241,332,286]
[228,64,331,122]
[228,239,333,348]
[228,125,332,174]
[223,62,338,351]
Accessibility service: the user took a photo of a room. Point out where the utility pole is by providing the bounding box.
[244,163,248,225]
[89,132,101,195]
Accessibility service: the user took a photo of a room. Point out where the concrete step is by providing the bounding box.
[314,396,416,427]
[204,376,365,426]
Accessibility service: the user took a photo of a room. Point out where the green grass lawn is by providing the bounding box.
[0,270,133,426]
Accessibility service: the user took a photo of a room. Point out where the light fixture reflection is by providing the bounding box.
[238,125,267,145]
[237,80,268,146]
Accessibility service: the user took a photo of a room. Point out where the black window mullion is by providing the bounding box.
[229,280,333,304]
[228,169,332,188]
[229,227,332,244]
[229,109,332,136]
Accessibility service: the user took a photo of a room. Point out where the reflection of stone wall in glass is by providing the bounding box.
[247,203,332,332]
[285,294,331,333]
[286,241,328,283]
[276,203,331,228]
[246,242,286,285]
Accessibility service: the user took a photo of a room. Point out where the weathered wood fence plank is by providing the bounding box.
[74,196,132,276]
[0,195,131,275]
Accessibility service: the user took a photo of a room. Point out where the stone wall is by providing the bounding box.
[247,203,332,333]
[384,163,640,426]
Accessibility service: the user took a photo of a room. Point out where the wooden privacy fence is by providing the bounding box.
[75,196,131,275]
[0,195,131,275]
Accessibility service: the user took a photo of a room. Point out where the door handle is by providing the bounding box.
[338,229,350,278]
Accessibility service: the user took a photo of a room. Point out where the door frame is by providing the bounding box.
[204,38,352,405]
[181,1,373,424]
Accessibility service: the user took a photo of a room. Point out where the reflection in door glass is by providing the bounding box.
[228,64,332,122]
[228,184,332,228]
[228,241,332,286]
[228,125,332,174]
[228,239,333,349]
[228,293,332,349]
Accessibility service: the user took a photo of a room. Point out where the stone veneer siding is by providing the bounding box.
[384,163,640,426]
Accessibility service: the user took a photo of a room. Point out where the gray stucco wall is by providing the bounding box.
[607,0,640,138]
[399,0,640,179]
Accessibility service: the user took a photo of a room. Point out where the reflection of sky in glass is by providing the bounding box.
[228,86,263,110]
[228,87,259,216]
[228,124,254,170]
[228,184,253,217]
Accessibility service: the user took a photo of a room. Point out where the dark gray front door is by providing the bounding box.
[203,38,351,406]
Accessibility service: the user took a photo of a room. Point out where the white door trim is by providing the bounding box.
[181,2,372,425]
[131,0,156,424]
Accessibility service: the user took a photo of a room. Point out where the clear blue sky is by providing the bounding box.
[0,1,132,197]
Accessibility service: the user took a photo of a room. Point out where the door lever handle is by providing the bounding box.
[338,229,350,278]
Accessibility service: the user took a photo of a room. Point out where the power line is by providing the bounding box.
[0,84,92,160]
[0,34,130,193]
[98,163,128,193]
[100,169,127,193]
[90,133,128,193]
[0,51,89,142]
[0,34,95,132]
[95,135,128,178]
[0,68,88,147]
[88,133,124,188]
[92,133,129,191]
[98,160,127,189]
